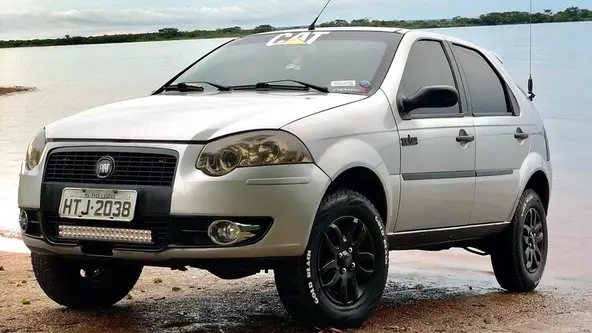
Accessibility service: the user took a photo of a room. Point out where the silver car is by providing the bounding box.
[18,27,552,330]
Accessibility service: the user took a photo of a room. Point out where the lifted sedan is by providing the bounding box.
[18,27,551,330]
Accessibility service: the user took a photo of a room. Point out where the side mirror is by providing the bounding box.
[398,85,459,114]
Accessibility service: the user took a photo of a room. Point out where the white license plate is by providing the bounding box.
[58,188,138,222]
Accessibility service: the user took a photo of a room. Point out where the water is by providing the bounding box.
[0,38,233,233]
[1,22,591,239]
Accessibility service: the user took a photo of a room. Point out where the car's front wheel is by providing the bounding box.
[274,189,389,330]
[31,253,143,309]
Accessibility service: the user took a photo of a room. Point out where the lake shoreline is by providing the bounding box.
[2,6,591,49]
[0,86,35,96]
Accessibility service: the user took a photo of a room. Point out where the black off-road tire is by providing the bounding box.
[274,189,389,330]
[31,253,143,309]
[490,189,548,292]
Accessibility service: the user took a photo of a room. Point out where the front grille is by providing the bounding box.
[44,150,177,186]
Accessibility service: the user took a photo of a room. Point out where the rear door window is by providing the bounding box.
[452,45,512,116]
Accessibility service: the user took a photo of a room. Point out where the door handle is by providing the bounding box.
[514,127,529,140]
[456,135,475,143]
[456,129,474,143]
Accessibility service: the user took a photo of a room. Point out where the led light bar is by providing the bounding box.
[58,225,153,244]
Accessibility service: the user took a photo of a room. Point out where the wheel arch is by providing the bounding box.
[321,165,391,233]
[507,152,552,222]
[524,170,550,214]
[310,137,397,232]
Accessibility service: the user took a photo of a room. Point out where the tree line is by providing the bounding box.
[1,6,590,48]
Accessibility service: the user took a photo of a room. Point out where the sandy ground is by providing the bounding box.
[2,248,592,333]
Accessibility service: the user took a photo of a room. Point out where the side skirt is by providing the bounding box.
[388,222,511,251]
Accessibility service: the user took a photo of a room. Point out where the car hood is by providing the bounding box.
[45,92,366,141]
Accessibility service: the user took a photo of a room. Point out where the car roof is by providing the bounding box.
[253,26,407,34]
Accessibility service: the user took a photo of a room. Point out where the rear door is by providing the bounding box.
[449,43,532,225]
[393,38,476,232]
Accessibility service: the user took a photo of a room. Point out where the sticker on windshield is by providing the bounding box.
[286,63,301,70]
[359,80,372,88]
[331,80,356,87]
[331,87,364,94]
[266,31,330,47]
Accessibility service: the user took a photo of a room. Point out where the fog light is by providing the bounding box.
[19,210,28,232]
[207,220,261,246]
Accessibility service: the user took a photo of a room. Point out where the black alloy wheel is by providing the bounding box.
[274,189,389,330]
[317,216,377,306]
[521,207,545,274]
[491,188,549,292]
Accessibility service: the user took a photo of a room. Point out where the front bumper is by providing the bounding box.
[18,141,331,260]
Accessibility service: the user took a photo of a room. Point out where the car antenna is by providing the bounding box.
[308,0,333,31]
[527,0,536,101]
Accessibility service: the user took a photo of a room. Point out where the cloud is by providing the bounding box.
[0,0,390,40]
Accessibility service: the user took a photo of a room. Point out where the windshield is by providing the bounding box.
[170,30,402,95]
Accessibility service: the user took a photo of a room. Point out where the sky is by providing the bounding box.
[0,0,588,40]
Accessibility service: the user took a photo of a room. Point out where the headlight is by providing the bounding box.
[196,130,313,176]
[25,128,47,170]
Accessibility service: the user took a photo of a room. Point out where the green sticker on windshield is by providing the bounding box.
[266,32,330,47]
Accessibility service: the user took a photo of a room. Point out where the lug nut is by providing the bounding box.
[338,253,343,259]
[351,263,356,269]
[348,247,352,253]
[341,268,347,274]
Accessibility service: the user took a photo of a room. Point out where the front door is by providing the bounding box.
[393,39,476,232]
[450,44,532,224]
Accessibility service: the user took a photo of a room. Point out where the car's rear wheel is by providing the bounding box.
[274,189,389,330]
[490,189,548,292]
[31,253,143,309]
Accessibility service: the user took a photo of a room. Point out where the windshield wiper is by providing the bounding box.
[165,81,231,92]
[230,79,329,93]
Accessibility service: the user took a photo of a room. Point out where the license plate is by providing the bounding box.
[58,188,138,222]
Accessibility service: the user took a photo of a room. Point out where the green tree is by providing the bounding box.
[218,26,242,33]
[158,28,180,37]
[253,24,275,33]
[320,19,350,27]
[351,18,371,26]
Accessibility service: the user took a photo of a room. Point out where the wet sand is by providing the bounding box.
[2,247,592,333]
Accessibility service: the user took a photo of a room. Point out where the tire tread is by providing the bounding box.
[32,253,143,309]
[491,189,547,292]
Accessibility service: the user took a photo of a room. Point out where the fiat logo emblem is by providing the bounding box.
[95,156,115,179]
